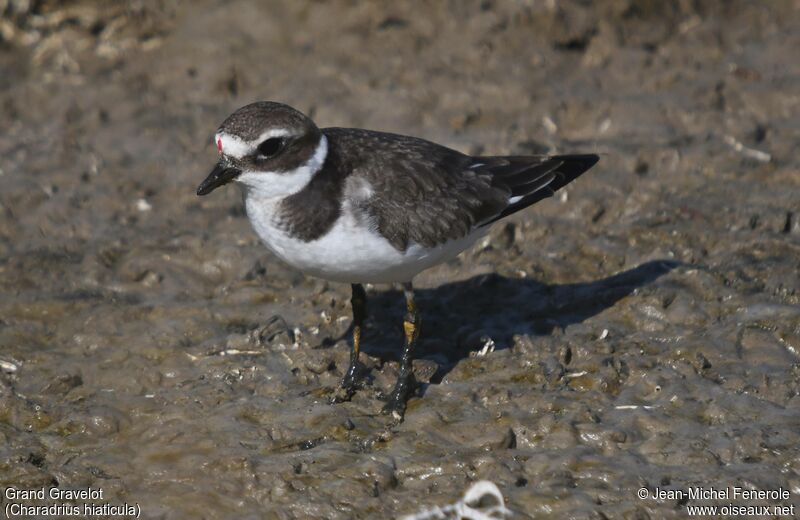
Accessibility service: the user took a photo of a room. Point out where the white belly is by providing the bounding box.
[245,196,485,283]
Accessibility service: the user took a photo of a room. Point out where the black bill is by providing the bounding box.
[196,162,241,196]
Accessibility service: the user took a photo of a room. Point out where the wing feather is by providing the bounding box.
[322,128,598,250]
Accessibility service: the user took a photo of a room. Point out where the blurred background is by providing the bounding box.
[1,0,799,518]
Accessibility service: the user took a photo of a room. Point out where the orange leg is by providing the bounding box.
[382,282,420,418]
[331,283,366,403]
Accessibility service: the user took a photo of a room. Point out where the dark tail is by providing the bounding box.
[471,154,599,225]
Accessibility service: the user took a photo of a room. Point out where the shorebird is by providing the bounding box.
[197,101,598,418]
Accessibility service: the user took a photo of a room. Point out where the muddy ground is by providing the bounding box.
[1,0,799,518]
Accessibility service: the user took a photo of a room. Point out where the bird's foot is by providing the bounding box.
[380,373,417,420]
[329,372,360,404]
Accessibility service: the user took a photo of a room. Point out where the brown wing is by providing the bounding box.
[322,128,598,251]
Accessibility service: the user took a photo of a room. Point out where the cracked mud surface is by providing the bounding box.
[1,1,799,518]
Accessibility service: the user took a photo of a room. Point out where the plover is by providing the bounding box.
[197,101,599,418]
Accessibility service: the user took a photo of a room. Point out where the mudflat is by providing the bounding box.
[1,1,798,518]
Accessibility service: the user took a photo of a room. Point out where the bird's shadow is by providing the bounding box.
[356,259,679,387]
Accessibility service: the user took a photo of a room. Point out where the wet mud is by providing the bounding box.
[1,0,799,518]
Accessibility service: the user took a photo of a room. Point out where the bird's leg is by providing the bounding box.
[382,282,420,418]
[331,283,366,404]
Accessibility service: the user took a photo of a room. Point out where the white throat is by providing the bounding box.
[236,135,328,199]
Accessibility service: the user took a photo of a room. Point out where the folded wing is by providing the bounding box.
[471,154,600,225]
[324,128,598,251]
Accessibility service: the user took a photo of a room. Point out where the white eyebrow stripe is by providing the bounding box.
[253,128,292,143]
[216,133,252,159]
[215,129,294,159]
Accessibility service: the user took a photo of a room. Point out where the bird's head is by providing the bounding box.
[197,101,326,198]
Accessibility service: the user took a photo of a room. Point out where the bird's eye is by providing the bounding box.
[256,137,284,158]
